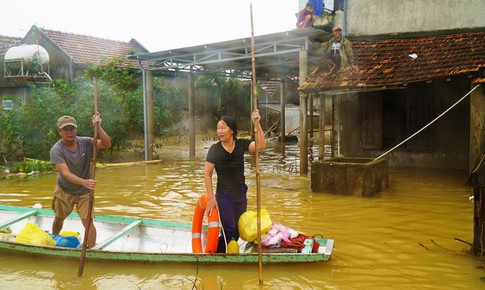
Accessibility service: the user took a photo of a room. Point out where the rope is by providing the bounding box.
[374,84,481,161]
[215,201,228,253]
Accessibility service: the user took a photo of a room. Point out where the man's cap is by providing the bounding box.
[332,25,343,32]
[57,115,77,129]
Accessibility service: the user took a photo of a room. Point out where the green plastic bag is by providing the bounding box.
[15,222,56,246]
[238,209,272,242]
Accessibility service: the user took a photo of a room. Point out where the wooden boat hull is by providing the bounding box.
[0,205,333,264]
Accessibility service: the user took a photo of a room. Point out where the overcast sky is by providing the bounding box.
[0,0,303,52]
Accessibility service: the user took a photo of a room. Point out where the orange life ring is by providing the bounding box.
[191,193,219,253]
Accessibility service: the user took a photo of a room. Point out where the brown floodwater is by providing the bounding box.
[0,141,484,290]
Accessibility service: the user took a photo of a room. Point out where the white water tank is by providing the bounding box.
[4,44,49,75]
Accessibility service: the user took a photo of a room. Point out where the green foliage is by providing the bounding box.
[0,56,186,161]
[0,107,23,160]
[123,87,145,135]
[195,73,244,120]
[152,78,186,138]
[85,57,139,98]
[72,79,129,152]
[52,79,77,104]
[16,87,69,159]
[11,159,54,173]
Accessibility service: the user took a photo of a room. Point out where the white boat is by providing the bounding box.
[0,204,334,264]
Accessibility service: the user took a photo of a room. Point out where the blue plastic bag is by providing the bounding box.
[49,234,80,248]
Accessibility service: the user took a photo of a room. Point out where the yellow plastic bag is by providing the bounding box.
[238,209,272,242]
[15,222,56,246]
[60,231,80,239]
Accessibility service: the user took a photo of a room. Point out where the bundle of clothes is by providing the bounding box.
[238,210,321,253]
[260,222,320,253]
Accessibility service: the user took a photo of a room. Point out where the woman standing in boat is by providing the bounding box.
[205,110,266,253]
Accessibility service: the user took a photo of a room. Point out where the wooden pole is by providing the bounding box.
[78,77,99,277]
[318,94,326,160]
[470,83,485,255]
[250,3,263,285]
[188,66,196,157]
[146,68,154,160]
[280,79,286,142]
[298,50,309,175]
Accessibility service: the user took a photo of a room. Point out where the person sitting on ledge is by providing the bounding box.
[296,2,316,29]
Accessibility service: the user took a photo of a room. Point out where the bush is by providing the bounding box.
[0,57,188,161]
[10,159,55,173]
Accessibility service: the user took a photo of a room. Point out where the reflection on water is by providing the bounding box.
[0,142,484,289]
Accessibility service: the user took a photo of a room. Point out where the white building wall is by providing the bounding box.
[347,0,485,36]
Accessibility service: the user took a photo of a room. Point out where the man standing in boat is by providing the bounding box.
[50,115,111,248]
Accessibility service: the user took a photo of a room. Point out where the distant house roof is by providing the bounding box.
[26,25,149,66]
[243,80,280,98]
[0,35,22,55]
[299,30,485,93]
[260,81,279,97]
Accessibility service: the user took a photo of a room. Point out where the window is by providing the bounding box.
[382,90,408,149]
[361,85,434,151]
[2,100,13,110]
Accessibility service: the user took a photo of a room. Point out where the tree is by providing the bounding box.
[195,73,244,123]
[16,86,70,159]
[0,56,189,161]
[152,78,186,139]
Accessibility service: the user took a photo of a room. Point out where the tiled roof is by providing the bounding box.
[299,31,485,92]
[0,35,21,55]
[34,26,148,66]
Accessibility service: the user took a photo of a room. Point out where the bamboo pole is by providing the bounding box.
[78,77,99,277]
[250,3,263,285]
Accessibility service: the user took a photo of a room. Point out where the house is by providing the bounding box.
[298,0,485,171]
[298,0,485,253]
[0,35,22,109]
[0,25,149,107]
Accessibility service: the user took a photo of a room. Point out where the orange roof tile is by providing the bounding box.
[0,35,22,55]
[36,26,148,66]
[300,31,485,92]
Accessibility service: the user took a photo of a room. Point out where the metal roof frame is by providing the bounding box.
[128,28,330,161]
[129,28,330,78]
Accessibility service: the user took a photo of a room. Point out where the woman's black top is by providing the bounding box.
[206,139,252,190]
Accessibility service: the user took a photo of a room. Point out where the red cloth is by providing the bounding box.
[281,234,320,253]
[281,234,306,251]
[312,237,320,253]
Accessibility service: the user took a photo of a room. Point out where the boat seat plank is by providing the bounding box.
[322,239,334,255]
[93,220,142,250]
[0,210,38,229]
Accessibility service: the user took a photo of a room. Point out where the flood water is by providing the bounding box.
[0,141,484,290]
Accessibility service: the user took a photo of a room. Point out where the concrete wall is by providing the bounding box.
[347,0,485,36]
